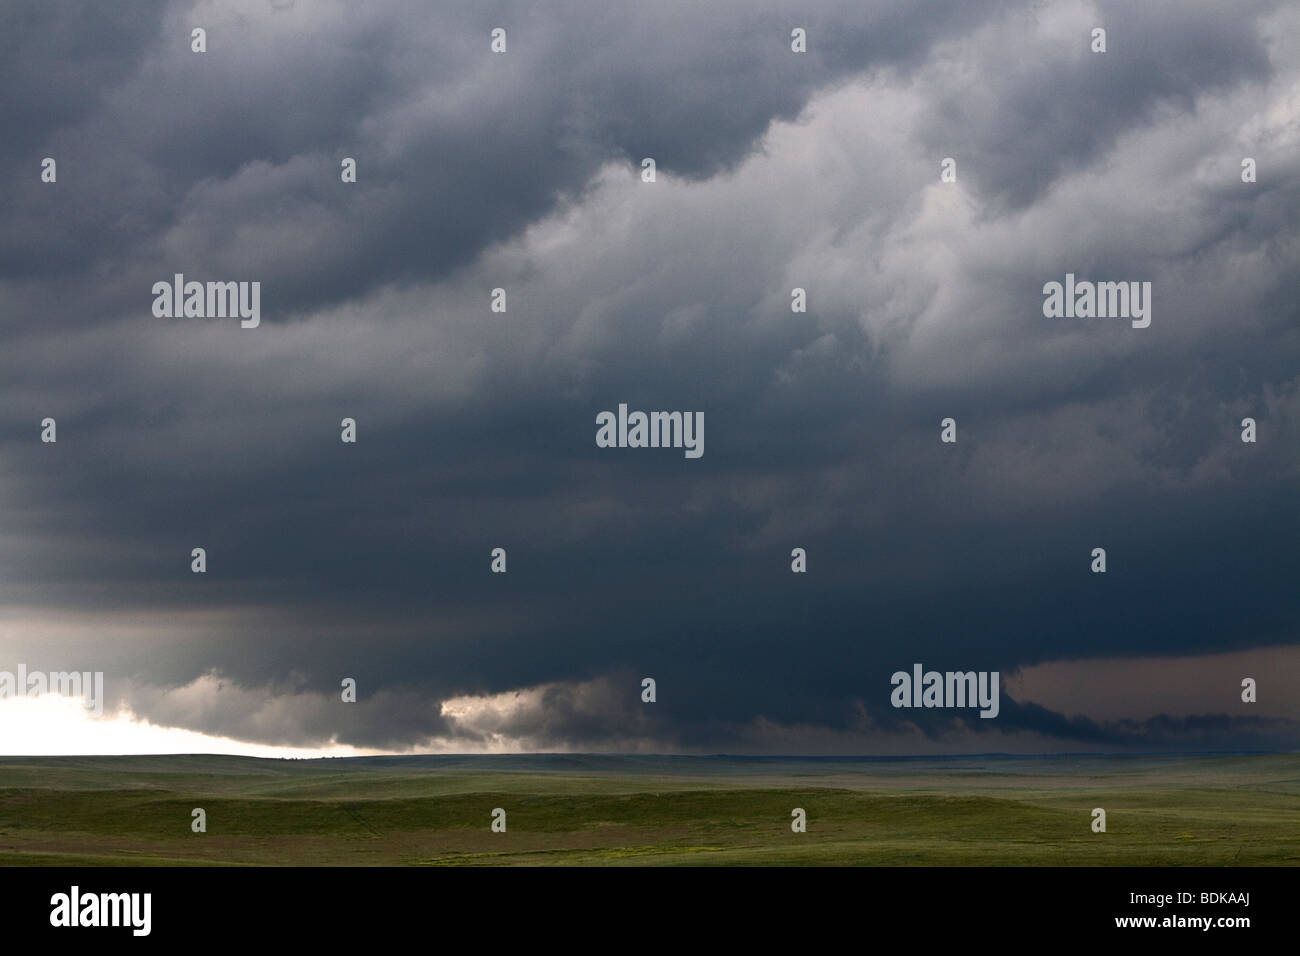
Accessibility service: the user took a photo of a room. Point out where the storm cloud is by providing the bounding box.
[0,0,1297,753]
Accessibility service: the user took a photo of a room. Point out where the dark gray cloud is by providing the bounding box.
[0,0,1296,753]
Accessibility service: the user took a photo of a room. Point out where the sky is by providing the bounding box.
[0,0,1296,756]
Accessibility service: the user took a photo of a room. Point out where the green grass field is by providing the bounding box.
[0,753,1296,865]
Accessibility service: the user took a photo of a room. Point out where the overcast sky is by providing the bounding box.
[0,0,1297,755]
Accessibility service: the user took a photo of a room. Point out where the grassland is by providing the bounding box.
[0,753,1296,866]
